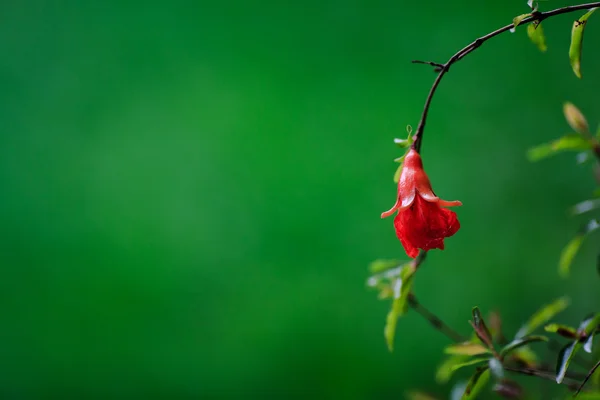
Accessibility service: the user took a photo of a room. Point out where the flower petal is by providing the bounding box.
[381,199,400,218]
[438,199,463,207]
[393,196,460,257]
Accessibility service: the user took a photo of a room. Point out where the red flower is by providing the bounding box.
[381,149,462,258]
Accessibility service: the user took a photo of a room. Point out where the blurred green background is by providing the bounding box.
[1,0,599,398]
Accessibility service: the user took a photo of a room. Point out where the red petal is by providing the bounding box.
[393,196,460,257]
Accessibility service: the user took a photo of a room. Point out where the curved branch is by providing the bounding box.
[413,2,600,153]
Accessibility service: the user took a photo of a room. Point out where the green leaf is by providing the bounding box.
[559,220,600,277]
[450,357,491,372]
[368,259,402,274]
[405,391,439,400]
[488,358,504,379]
[513,13,531,28]
[579,313,600,336]
[462,368,491,399]
[437,355,470,383]
[383,265,416,351]
[393,162,403,183]
[583,334,594,354]
[499,335,548,357]
[564,102,590,134]
[571,199,600,215]
[527,134,591,162]
[527,21,547,52]
[544,323,577,339]
[569,8,597,78]
[571,391,600,400]
[508,345,539,367]
[470,307,494,350]
[445,342,491,356]
[556,341,582,384]
[516,296,570,338]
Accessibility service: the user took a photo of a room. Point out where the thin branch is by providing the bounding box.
[411,60,445,71]
[575,359,600,397]
[412,2,600,153]
[505,366,582,391]
[407,293,465,343]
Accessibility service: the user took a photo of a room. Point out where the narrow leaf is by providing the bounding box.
[527,21,547,52]
[564,102,589,134]
[507,346,539,368]
[369,259,402,274]
[450,357,491,372]
[445,342,491,356]
[556,341,582,384]
[437,355,469,383]
[579,313,600,336]
[544,323,578,339]
[499,335,548,357]
[571,199,600,215]
[383,265,416,351]
[488,358,504,379]
[513,13,531,27]
[559,235,585,278]
[583,334,594,354]
[462,368,491,399]
[527,134,591,162]
[560,220,600,277]
[394,163,403,183]
[569,8,597,78]
[516,296,570,338]
[405,391,440,400]
[471,307,494,349]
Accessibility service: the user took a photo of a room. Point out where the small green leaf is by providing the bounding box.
[383,265,416,351]
[569,8,597,78]
[544,323,578,338]
[513,13,531,27]
[516,296,570,338]
[583,334,594,353]
[559,220,600,277]
[527,21,547,52]
[445,342,491,356]
[462,367,491,399]
[393,163,403,183]
[527,134,591,162]
[578,313,600,337]
[556,341,582,384]
[394,138,411,148]
[470,307,494,350]
[450,357,491,372]
[437,355,470,383]
[508,345,539,368]
[488,358,504,379]
[405,391,439,400]
[369,259,402,274]
[572,390,600,400]
[560,236,585,277]
[499,335,548,357]
[564,102,590,134]
[571,199,600,215]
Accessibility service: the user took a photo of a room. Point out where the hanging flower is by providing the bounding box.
[381,149,462,258]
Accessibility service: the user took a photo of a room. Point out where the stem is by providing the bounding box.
[412,2,600,153]
[407,293,465,343]
[504,366,581,391]
[575,359,600,396]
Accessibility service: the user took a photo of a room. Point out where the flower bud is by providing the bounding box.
[563,102,589,134]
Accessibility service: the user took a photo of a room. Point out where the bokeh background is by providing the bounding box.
[1,0,599,398]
